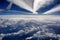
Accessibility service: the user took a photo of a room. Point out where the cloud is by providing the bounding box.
[7,0,54,14]
[43,4,60,14]
[7,0,33,12]
[0,15,60,40]
[33,0,54,13]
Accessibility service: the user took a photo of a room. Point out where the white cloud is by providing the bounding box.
[43,5,60,14]
[7,0,33,12]
[0,37,3,40]
[0,16,60,39]
[0,30,25,37]
[26,36,33,40]
[7,0,54,14]
[33,0,54,13]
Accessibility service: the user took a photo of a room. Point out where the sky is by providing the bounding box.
[0,0,60,15]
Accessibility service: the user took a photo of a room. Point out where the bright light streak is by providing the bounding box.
[43,5,60,14]
[7,0,54,14]
[33,0,54,13]
[7,0,33,12]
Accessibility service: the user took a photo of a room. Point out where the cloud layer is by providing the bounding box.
[0,15,60,40]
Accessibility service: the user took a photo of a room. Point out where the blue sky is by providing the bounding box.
[0,0,60,15]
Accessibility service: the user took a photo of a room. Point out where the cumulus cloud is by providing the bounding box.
[0,15,60,40]
[43,5,60,14]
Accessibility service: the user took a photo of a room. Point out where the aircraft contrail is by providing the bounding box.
[7,0,38,14]
[7,0,54,14]
[0,2,12,12]
[43,5,60,14]
[7,0,33,13]
[33,0,54,13]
